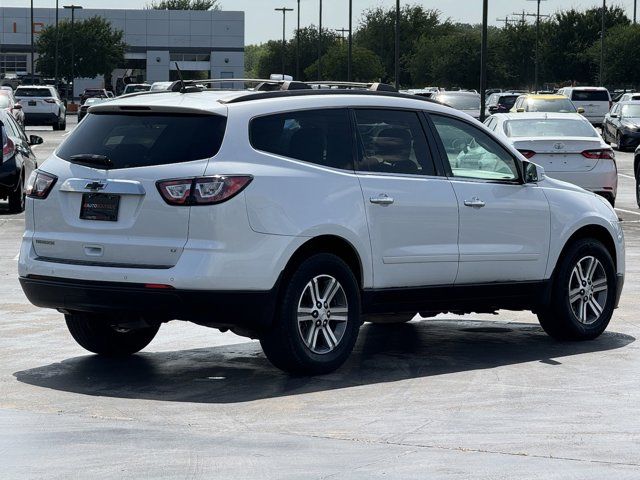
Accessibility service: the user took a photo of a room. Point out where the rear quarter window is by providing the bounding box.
[57,113,227,169]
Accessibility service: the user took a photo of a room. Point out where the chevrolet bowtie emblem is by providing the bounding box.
[85,181,106,191]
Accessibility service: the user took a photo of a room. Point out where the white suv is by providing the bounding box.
[557,87,611,127]
[18,84,625,374]
[14,85,66,130]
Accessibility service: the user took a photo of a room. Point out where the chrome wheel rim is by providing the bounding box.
[568,256,608,325]
[297,274,348,354]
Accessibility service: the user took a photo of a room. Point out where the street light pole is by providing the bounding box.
[275,7,293,80]
[600,0,606,86]
[394,0,400,90]
[480,0,488,122]
[55,0,59,90]
[63,5,82,103]
[348,0,352,82]
[30,0,34,78]
[296,0,301,80]
[318,0,322,81]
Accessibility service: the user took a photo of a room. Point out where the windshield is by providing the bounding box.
[526,98,576,113]
[621,104,640,118]
[15,88,52,97]
[125,85,150,93]
[57,113,227,169]
[498,96,518,108]
[504,119,597,138]
[0,97,11,108]
[438,94,480,110]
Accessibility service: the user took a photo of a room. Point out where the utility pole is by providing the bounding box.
[348,0,353,82]
[296,0,301,80]
[525,1,548,92]
[394,0,400,90]
[600,0,606,86]
[63,5,82,103]
[30,0,34,79]
[55,0,60,90]
[334,28,349,41]
[480,0,488,122]
[634,0,637,24]
[318,0,322,81]
[512,10,527,25]
[496,16,514,27]
[275,7,293,80]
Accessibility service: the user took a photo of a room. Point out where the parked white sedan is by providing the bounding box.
[485,112,617,206]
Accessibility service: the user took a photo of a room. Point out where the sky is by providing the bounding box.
[4,0,639,44]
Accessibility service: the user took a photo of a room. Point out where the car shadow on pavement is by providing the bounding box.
[14,318,635,404]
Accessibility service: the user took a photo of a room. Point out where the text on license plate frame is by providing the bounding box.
[80,193,120,222]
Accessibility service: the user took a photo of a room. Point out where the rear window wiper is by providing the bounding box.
[69,154,113,169]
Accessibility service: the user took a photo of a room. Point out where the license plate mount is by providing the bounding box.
[80,193,120,222]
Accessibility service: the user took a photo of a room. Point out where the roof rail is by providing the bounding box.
[168,78,311,93]
[219,88,437,105]
[305,81,397,92]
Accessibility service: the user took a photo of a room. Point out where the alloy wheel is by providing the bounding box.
[297,274,348,354]
[568,255,608,325]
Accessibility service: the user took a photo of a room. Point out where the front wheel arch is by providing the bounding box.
[554,226,618,277]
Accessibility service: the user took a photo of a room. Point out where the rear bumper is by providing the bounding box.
[19,275,279,332]
[546,162,618,199]
[24,112,58,125]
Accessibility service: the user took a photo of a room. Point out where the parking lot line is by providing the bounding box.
[618,173,635,180]
[615,207,640,216]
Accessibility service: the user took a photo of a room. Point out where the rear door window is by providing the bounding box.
[250,108,353,170]
[354,109,436,176]
[571,90,610,102]
[57,113,227,169]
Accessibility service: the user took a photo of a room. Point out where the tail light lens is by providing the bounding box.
[157,175,253,206]
[582,149,615,160]
[518,149,536,159]
[43,98,57,104]
[26,170,57,199]
[2,134,15,159]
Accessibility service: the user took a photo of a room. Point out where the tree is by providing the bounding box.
[147,0,219,10]
[244,44,268,78]
[35,16,126,84]
[588,24,640,87]
[304,43,385,82]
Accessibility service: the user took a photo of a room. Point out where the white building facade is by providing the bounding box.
[0,7,244,87]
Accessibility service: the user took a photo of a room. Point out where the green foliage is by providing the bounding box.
[35,16,126,82]
[147,0,218,10]
[246,4,637,90]
[304,43,385,82]
[244,44,268,78]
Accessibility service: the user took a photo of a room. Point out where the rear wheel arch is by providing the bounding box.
[280,235,364,290]
[634,153,640,178]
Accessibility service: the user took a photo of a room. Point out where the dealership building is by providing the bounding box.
[0,7,244,92]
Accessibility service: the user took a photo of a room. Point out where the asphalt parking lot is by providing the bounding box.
[2,116,640,479]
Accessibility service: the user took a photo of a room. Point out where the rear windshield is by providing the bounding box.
[526,98,576,113]
[57,113,227,169]
[437,94,481,110]
[15,88,52,97]
[504,119,597,138]
[571,90,609,102]
[498,95,518,108]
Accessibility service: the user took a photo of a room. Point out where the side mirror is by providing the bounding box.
[610,113,618,118]
[577,107,585,114]
[29,135,44,146]
[523,160,544,183]
[516,107,525,113]
[13,103,22,110]
[488,105,498,113]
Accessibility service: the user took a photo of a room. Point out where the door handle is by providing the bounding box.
[369,194,394,205]
[464,197,486,208]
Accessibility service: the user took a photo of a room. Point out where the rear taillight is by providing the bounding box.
[26,171,57,199]
[518,149,536,159]
[43,98,56,104]
[581,149,615,160]
[156,175,253,206]
[2,135,15,158]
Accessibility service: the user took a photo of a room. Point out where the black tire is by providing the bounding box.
[537,238,616,341]
[616,132,625,152]
[65,313,160,356]
[52,122,60,131]
[365,313,415,324]
[260,253,361,375]
[60,116,67,131]
[7,175,25,213]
